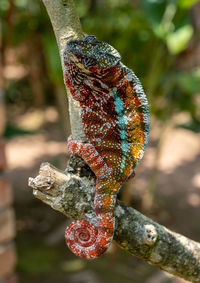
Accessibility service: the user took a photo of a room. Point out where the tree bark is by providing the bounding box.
[29,1,200,282]
[29,162,200,283]
[42,0,86,141]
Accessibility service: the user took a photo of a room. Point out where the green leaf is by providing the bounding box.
[15,0,28,8]
[166,24,193,54]
[178,0,199,8]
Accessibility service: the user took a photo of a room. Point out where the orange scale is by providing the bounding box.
[127,99,135,107]
[99,232,113,243]
[103,195,115,207]
[97,238,110,250]
[123,165,133,176]
[136,132,145,143]
[126,85,133,94]
[95,196,115,210]
[130,146,140,156]
[97,214,114,229]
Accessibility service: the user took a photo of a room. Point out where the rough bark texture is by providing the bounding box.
[29,1,200,282]
[29,162,200,283]
[42,0,86,140]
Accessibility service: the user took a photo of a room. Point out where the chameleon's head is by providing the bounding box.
[64,35,121,72]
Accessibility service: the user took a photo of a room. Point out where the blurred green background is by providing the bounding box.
[0,0,200,282]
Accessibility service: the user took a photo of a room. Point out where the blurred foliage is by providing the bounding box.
[17,236,60,275]
[4,124,35,138]
[1,0,199,130]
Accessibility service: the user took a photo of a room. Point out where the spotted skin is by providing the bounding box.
[63,35,150,259]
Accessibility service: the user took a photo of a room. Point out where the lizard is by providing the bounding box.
[63,35,150,259]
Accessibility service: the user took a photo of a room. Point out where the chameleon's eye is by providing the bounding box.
[82,56,97,68]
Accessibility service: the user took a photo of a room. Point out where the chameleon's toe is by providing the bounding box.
[67,136,85,155]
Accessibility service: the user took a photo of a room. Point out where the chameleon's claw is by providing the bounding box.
[67,135,85,155]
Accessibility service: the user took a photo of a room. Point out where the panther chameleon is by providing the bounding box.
[63,35,150,259]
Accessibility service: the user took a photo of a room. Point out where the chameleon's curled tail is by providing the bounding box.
[65,185,118,259]
[65,219,99,258]
[65,216,114,259]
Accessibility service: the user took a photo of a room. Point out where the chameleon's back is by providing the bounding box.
[80,62,150,183]
[63,35,150,258]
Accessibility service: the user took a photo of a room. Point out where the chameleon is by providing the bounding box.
[63,35,150,259]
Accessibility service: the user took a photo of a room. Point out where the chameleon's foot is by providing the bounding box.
[67,136,86,155]
[67,136,112,178]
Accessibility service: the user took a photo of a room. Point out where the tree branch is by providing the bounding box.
[28,1,200,282]
[29,163,200,283]
[42,0,86,140]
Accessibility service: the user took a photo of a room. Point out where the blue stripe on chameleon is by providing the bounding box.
[117,115,129,129]
[121,140,129,152]
[114,96,124,113]
[120,130,127,140]
[113,88,130,171]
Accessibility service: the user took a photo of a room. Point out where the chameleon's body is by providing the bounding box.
[63,35,150,259]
